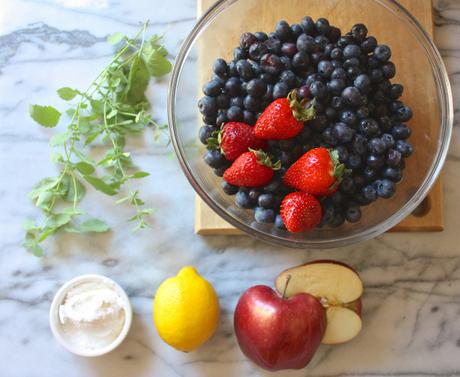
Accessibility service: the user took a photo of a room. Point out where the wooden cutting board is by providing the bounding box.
[196,0,443,235]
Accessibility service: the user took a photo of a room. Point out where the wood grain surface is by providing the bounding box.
[195,0,443,235]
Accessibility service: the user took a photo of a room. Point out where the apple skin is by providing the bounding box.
[234,285,326,371]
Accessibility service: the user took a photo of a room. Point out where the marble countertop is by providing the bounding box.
[1,0,459,376]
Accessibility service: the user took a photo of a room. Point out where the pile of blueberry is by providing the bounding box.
[198,17,413,229]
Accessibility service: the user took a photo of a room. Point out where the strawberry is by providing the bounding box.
[254,89,316,140]
[207,122,266,161]
[283,147,346,196]
[223,149,280,187]
[280,192,322,233]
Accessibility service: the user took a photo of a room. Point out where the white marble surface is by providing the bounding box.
[1,0,460,376]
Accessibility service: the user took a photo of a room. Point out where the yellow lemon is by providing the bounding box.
[153,266,220,352]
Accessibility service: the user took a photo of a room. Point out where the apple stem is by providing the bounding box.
[282,275,292,299]
[320,297,330,308]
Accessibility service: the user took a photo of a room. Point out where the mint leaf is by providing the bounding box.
[131,171,150,179]
[50,132,70,147]
[107,32,124,45]
[64,177,86,203]
[83,175,118,196]
[79,219,110,233]
[75,161,95,175]
[28,177,58,200]
[146,52,172,77]
[125,55,150,105]
[29,105,61,128]
[57,87,79,101]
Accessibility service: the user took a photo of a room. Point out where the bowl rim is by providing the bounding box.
[49,274,133,357]
[168,0,453,249]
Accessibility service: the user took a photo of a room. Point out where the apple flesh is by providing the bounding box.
[275,261,364,345]
[234,285,326,371]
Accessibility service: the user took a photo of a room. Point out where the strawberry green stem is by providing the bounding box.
[287,89,317,122]
[249,148,281,170]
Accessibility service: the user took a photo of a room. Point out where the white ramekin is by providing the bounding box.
[49,274,133,357]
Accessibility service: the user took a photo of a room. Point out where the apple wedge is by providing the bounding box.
[275,261,363,345]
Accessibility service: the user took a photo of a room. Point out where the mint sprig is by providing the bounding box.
[24,21,172,256]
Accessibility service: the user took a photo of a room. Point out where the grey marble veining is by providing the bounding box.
[0,0,460,376]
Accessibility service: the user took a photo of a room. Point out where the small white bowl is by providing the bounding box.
[50,274,133,357]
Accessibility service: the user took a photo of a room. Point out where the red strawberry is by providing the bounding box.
[280,192,322,233]
[283,147,346,196]
[208,122,266,161]
[223,149,280,187]
[254,89,316,140]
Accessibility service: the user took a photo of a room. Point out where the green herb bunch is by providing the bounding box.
[24,22,172,256]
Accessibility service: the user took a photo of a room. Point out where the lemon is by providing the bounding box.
[153,266,220,352]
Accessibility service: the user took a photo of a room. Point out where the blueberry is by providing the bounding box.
[204,150,225,168]
[354,175,366,188]
[213,58,228,77]
[329,47,342,60]
[281,42,297,57]
[244,111,256,125]
[260,72,276,85]
[331,68,347,81]
[275,20,293,42]
[262,84,274,101]
[255,31,268,42]
[324,43,335,56]
[300,16,316,35]
[314,35,329,49]
[222,181,238,195]
[216,109,228,127]
[310,115,328,132]
[246,78,267,98]
[395,140,413,157]
[347,154,362,169]
[228,61,238,77]
[389,84,404,99]
[351,23,368,43]
[236,60,254,81]
[321,128,337,146]
[336,145,349,162]
[292,51,310,70]
[369,68,384,83]
[331,191,344,205]
[343,57,360,68]
[279,139,297,151]
[198,96,218,116]
[310,81,327,99]
[391,124,411,140]
[340,176,356,194]
[214,164,229,177]
[311,52,326,64]
[272,82,289,99]
[359,118,380,137]
[240,32,258,50]
[339,110,357,125]
[318,60,334,78]
[315,18,330,35]
[233,47,247,60]
[264,36,282,55]
[202,114,216,125]
[229,96,243,108]
[383,167,402,182]
[389,100,404,113]
[352,134,368,154]
[258,193,275,209]
[199,125,215,145]
[248,42,269,61]
[347,66,362,80]
[362,185,377,201]
[297,126,312,143]
[381,133,395,149]
[297,85,310,101]
[345,206,362,222]
[374,44,391,62]
[227,105,244,121]
[367,154,385,168]
[382,62,396,79]
[327,26,342,43]
[396,105,413,122]
[343,44,361,59]
[296,34,318,53]
[325,106,338,121]
[361,36,377,53]
[363,166,378,181]
[215,93,229,109]
[341,87,361,107]
[326,79,344,95]
[274,214,287,230]
[356,106,370,120]
[331,96,344,110]
[332,122,354,143]
[354,74,371,93]
[260,53,283,75]
[243,95,260,112]
[375,179,396,198]
[264,180,281,193]
[368,137,386,154]
[224,77,241,97]
[387,149,402,167]
[248,188,261,201]
[279,70,297,88]
[330,212,345,227]
[378,79,392,94]
[235,191,253,208]
[378,115,393,132]
[248,60,262,76]
[291,23,303,38]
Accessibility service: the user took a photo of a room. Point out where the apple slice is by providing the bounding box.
[321,306,362,345]
[275,261,363,345]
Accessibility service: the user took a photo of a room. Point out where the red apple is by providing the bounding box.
[234,285,326,371]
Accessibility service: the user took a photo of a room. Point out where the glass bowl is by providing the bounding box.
[168,0,453,248]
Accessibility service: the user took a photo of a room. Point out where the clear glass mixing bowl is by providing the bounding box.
[168,0,453,248]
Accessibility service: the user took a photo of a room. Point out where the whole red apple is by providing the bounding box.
[234,285,326,371]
